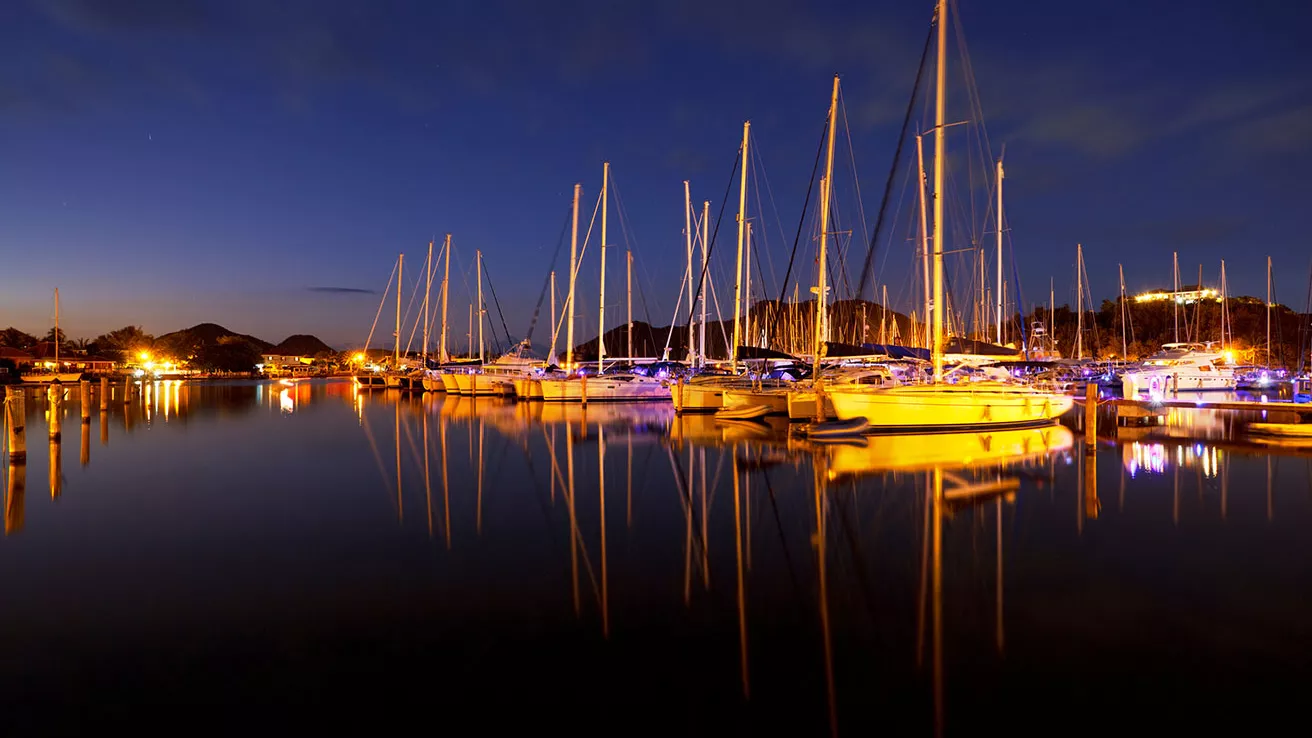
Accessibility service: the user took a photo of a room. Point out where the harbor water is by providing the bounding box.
[1,378,1309,735]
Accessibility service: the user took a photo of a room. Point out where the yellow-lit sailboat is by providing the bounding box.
[825,1,1071,433]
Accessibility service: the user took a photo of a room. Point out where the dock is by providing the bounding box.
[1075,396,1312,422]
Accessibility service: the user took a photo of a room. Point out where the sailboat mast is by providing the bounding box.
[598,162,610,374]
[1076,244,1084,360]
[1173,251,1180,343]
[549,270,557,364]
[700,200,709,365]
[395,254,403,367]
[684,180,694,363]
[566,184,581,370]
[916,133,931,351]
[731,121,751,371]
[880,284,888,345]
[995,157,1004,345]
[1050,278,1055,355]
[423,240,433,361]
[1221,259,1230,347]
[814,75,841,369]
[1266,256,1272,366]
[744,221,753,348]
[476,250,484,364]
[632,248,637,357]
[54,288,60,368]
[440,234,451,363]
[931,0,948,381]
[1119,263,1128,358]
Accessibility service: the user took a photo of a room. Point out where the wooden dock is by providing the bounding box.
[1075,396,1312,421]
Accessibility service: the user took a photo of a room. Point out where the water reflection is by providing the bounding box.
[1,379,1310,734]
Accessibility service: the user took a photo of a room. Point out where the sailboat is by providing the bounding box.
[22,289,84,385]
[540,162,671,403]
[826,0,1074,432]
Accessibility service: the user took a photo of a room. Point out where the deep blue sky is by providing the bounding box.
[2,0,1309,350]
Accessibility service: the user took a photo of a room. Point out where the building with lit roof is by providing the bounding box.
[1132,285,1221,305]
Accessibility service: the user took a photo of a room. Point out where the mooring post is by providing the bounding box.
[580,373,588,407]
[99,377,109,411]
[123,378,132,404]
[47,383,62,441]
[80,380,91,424]
[5,386,26,462]
[1084,382,1097,451]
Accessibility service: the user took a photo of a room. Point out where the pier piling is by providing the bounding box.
[80,380,91,424]
[99,377,109,412]
[5,387,25,461]
[48,383,62,441]
[1084,383,1097,450]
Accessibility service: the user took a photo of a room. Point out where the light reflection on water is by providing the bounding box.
[0,378,1310,734]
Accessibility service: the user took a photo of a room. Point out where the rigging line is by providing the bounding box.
[403,265,430,357]
[838,86,872,264]
[854,7,936,304]
[545,187,604,359]
[682,146,742,342]
[480,259,515,354]
[361,259,399,352]
[523,205,573,348]
[661,262,690,357]
[631,253,657,351]
[748,140,781,297]
[770,113,828,339]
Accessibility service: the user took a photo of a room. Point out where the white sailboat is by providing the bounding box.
[540,162,671,403]
[826,0,1073,432]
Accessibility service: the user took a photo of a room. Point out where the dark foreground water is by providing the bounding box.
[1,379,1310,735]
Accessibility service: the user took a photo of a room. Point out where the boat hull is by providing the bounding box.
[353,373,388,389]
[540,376,671,402]
[828,383,1075,433]
[722,388,788,415]
[21,372,84,385]
[672,383,727,413]
[1122,371,1235,396]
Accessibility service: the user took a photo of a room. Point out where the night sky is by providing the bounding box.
[2,0,1309,350]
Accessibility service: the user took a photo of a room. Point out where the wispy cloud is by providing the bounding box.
[308,286,375,295]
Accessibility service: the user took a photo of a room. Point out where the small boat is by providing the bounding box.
[715,403,771,421]
[806,417,870,438]
[1246,422,1312,438]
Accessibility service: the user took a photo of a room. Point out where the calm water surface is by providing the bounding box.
[1,379,1310,735]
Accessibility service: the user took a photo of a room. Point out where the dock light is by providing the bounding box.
[353,352,365,363]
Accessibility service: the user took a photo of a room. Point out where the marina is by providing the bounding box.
[2,0,1311,733]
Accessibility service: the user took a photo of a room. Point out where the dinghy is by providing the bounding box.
[715,404,771,421]
[806,417,870,438]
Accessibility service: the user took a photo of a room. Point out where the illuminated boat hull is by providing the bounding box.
[672,383,727,413]
[722,388,788,415]
[827,383,1075,433]
[353,373,387,389]
[540,375,672,402]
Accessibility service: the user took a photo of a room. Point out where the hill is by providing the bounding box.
[269,334,335,357]
[155,323,273,358]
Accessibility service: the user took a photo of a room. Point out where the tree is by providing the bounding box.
[91,326,155,361]
[0,327,38,349]
[42,327,67,346]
